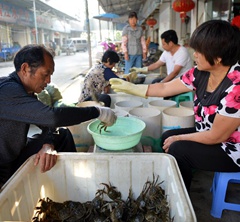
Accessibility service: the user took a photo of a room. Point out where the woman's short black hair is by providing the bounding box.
[14,44,53,73]
[189,20,240,66]
[161,30,178,44]
[102,50,120,64]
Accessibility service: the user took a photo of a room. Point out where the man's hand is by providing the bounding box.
[34,144,57,173]
[97,107,117,126]
[130,67,148,73]
[110,78,148,98]
[143,53,147,60]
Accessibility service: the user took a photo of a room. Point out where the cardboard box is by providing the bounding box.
[0,153,196,221]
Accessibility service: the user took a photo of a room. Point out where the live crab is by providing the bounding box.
[97,122,110,134]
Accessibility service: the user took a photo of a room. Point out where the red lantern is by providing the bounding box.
[231,15,240,29]
[172,0,195,22]
[146,17,157,28]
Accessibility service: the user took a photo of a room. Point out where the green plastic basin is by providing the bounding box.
[87,116,146,150]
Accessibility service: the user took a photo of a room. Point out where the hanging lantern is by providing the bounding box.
[231,15,240,29]
[172,0,195,22]
[146,17,157,28]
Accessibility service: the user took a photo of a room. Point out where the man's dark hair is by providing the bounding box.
[161,30,178,44]
[189,20,240,66]
[128,11,138,19]
[102,50,120,64]
[14,44,54,74]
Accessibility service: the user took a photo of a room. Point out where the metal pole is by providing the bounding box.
[98,3,102,41]
[85,0,92,68]
[33,0,39,44]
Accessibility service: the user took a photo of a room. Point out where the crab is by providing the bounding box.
[97,122,110,134]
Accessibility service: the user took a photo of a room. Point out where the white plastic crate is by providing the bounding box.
[0,153,196,221]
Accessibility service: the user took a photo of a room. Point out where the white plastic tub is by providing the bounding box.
[0,153,197,222]
[115,100,143,111]
[162,107,195,133]
[128,107,161,138]
[148,99,177,111]
[109,93,160,108]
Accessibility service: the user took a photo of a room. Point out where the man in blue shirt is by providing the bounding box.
[0,44,116,187]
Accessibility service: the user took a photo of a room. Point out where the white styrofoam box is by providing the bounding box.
[0,153,197,222]
[109,93,161,109]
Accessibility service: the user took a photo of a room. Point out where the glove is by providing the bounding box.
[97,107,117,126]
[37,90,52,106]
[110,78,148,98]
[130,67,148,73]
[122,71,137,83]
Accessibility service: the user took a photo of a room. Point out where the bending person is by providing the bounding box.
[79,50,137,107]
[0,44,117,188]
[110,20,240,191]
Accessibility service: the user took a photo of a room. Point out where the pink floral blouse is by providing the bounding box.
[180,62,240,167]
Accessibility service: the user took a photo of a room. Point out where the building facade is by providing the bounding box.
[0,0,82,50]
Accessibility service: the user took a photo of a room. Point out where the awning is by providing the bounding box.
[93,13,120,22]
[97,0,147,16]
[96,0,162,24]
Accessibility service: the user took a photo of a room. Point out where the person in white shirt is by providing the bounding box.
[131,29,193,83]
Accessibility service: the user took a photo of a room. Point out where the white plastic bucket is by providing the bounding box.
[179,101,194,110]
[128,107,161,138]
[112,109,129,117]
[68,101,101,152]
[148,99,177,111]
[109,93,160,108]
[115,100,143,112]
[162,107,195,134]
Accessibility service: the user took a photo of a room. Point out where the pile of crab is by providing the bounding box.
[32,174,173,222]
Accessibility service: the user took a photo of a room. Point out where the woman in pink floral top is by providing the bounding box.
[110,20,240,191]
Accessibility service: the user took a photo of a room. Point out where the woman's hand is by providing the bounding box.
[124,53,129,61]
[103,85,111,94]
[163,135,180,153]
[34,144,58,173]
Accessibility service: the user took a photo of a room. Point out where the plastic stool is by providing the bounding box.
[171,92,194,107]
[210,172,240,218]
